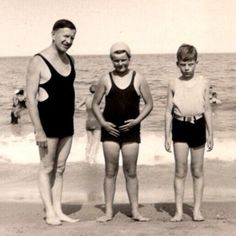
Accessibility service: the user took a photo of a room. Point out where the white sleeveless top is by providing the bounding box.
[173,75,207,117]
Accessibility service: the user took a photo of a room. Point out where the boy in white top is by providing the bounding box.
[165,44,213,222]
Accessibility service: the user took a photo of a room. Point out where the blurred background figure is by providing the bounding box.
[210,92,222,104]
[209,86,222,104]
[78,83,101,164]
[11,89,27,124]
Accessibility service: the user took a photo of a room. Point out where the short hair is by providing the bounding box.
[18,89,24,95]
[52,19,76,31]
[177,44,198,62]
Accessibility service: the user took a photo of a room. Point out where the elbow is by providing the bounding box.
[91,103,96,113]
[148,103,153,114]
[26,95,36,108]
[25,96,31,107]
[165,110,172,120]
[147,100,153,113]
[150,100,153,111]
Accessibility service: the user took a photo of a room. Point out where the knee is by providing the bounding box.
[191,166,203,179]
[56,163,66,176]
[123,166,137,178]
[40,162,54,175]
[175,166,187,179]
[105,166,119,178]
[126,171,137,178]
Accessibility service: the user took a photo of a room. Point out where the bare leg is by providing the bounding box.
[86,130,93,163]
[171,142,189,222]
[89,129,101,164]
[52,136,79,223]
[122,143,149,222]
[97,141,120,223]
[38,138,61,225]
[190,146,205,221]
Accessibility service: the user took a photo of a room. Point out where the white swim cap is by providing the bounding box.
[14,89,20,94]
[110,42,131,57]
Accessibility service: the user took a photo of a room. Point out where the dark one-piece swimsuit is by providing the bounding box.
[36,54,75,138]
[101,70,141,144]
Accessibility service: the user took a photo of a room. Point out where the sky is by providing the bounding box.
[2,0,236,56]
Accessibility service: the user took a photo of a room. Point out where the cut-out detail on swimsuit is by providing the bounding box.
[38,87,49,102]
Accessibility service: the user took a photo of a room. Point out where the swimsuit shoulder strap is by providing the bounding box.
[35,53,54,72]
[66,54,74,69]
[131,70,136,84]
[108,72,115,85]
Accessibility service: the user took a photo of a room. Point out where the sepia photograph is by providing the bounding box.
[0,0,236,235]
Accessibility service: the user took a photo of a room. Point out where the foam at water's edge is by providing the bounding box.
[0,133,235,165]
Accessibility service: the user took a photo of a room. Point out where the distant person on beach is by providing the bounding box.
[210,91,222,104]
[11,89,27,124]
[78,83,101,164]
[26,19,78,225]
[165,44,213,222]
[92,42,153,222]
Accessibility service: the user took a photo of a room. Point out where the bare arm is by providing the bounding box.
[165,80,174,152]
[203,80,214,151]
[136,75,153,123]
[12,95,19,106]
[92,77,107,125]
[77,97,86,109]
[26,56,47,148]
[92,76,119,137]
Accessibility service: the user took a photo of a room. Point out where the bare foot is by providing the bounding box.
[193,211,205,222]
[96,214,113,223]
[170,213,183,222]
[132,213,150,222]
[57,213,80,223]
[45,217,62,226]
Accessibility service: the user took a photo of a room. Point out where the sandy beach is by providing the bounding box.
[1,160,236,235]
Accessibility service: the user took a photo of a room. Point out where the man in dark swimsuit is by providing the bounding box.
[92,42,153,222]
[26,19,78,225]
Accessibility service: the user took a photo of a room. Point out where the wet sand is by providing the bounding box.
[1,160,236,235]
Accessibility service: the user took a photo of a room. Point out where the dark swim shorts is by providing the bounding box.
[172,117,206,148]
[101,125,141,144]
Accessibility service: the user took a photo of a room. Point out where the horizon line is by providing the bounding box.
[1,51,236,58]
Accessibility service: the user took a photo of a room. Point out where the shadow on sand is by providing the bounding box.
[62,204,82,215]
[94,202,194,220]
[155,202,193,218]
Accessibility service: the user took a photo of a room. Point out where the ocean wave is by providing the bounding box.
[0,133,235,165]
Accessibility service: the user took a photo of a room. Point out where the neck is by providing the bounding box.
[51,44,67,59]
[181,74,194,81]
[113,69,130,77]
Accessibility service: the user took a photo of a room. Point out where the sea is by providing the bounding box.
[0,54,235,165]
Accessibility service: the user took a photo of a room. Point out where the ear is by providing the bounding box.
[51,31,56,40]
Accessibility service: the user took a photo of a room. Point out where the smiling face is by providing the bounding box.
[111,52,130,74]
[177,59,198,79]
[52,27,76,53]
